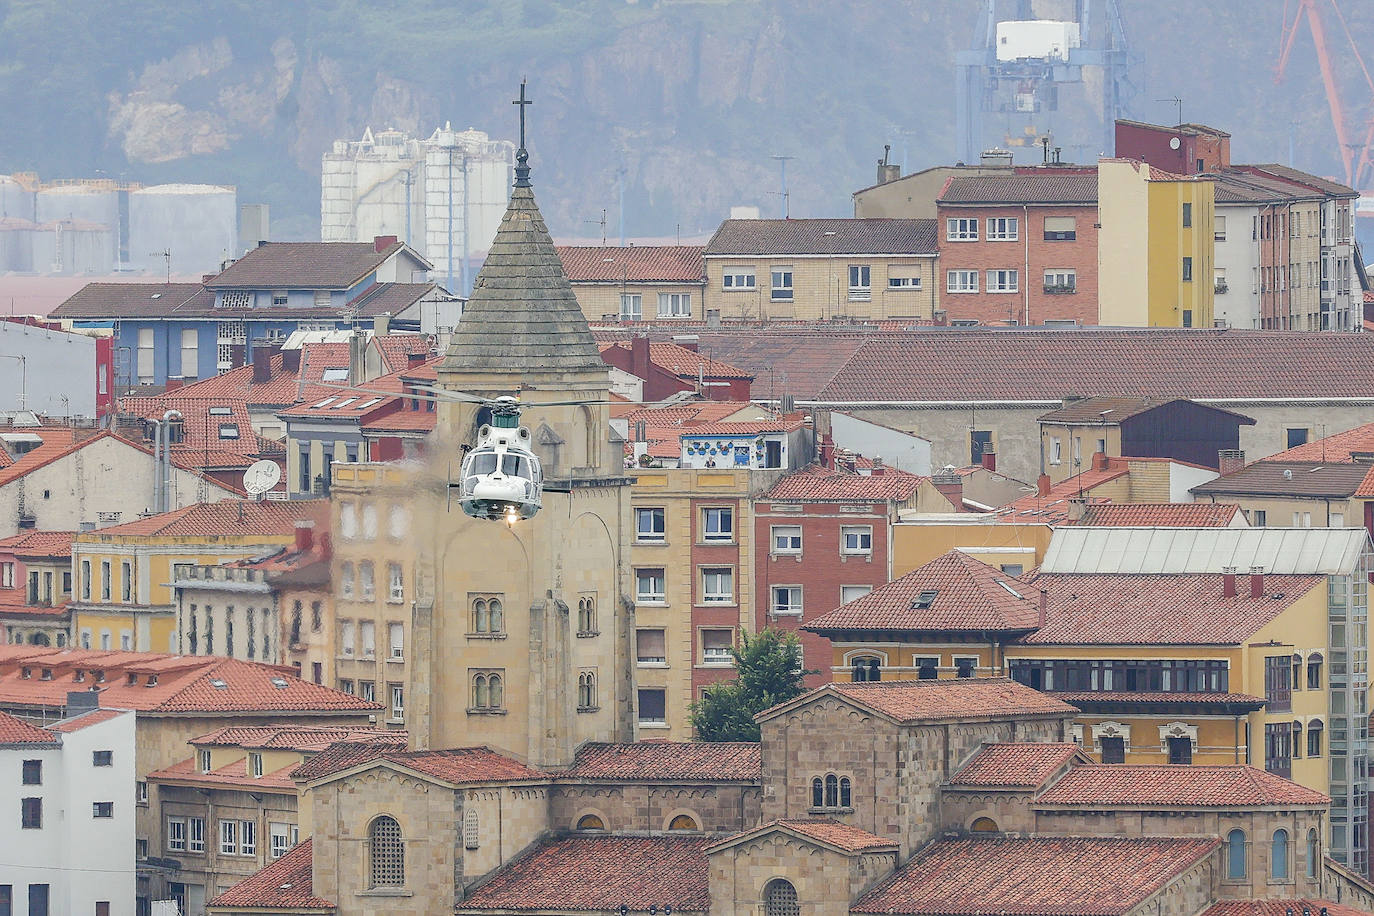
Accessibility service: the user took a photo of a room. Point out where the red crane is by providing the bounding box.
[1276,0,1374,192]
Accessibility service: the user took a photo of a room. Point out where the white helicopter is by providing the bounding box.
[455,396,543,525]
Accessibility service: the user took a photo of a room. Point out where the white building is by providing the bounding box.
[321,125,515,293]
[0,321,98,418]
[1212,198,1261,329]
[0,700,136,915]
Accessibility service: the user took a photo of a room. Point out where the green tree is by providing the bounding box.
[689,629,813,742]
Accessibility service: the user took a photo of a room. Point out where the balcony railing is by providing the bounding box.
[1215,282,1229,294]
[1043,283,1076,295]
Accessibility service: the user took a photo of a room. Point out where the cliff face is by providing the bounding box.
[0,0,1358,240]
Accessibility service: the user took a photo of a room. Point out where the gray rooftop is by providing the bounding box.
[1041,526,1370,576]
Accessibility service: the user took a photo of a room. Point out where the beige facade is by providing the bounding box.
[573,280,705,323]
[852,165,1013,220]
[703,255,939,322]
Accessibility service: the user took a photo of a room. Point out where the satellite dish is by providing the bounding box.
[243,460,282,496]
[1169,137,1181,150]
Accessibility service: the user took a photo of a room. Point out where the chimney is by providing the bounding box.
[1222,566,1237,599]
[980,149,1014,168]
[374,235,398,253]
[1038,589,1047,629]
[932,466,964,511]
[65,690,99,714]
[706,309,721,330]
[1037,474,1051,497]
[1067,495,1088,523]
[294,520,315,553]
[871,456,884,476]
[251,343,274,383]
[348,332,367,386]
[407,352,426,368]
[374,313,391,337]
[1249,566,1266,599]
[202,273,217,283]
[1091,452,1109,471]
[819,434,835,470]
[672,334,700,353]
[164,378,184,392]
[981,443,997,472]
[1218,449,1245,476]
[282,348,301,373]
[632,335,651,380]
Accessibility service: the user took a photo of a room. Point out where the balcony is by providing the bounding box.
[1042,284,1076,295]
[1215,282,1229,294]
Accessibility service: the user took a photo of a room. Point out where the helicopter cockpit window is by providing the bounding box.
[501,455,527,477]
[472,453,499,475]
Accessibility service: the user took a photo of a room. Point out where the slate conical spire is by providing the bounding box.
[441,81,604,381]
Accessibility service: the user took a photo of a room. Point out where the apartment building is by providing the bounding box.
[935,170,1098,325]
[558,245,706,323]
[0,531,73,648]
[701,219,938,321]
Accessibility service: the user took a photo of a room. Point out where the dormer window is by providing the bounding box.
[912,590,938,610]
[218,424,240,440]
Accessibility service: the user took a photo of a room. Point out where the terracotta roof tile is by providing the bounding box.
[852,836,1220,915]
[0,710,58,744]
[207,241,407,289]
[1052,691,1266,711]
[804,551,1041,634]
[1079,503,1244,527]
[610,401,760,425]
[84,499,324,539]
[1270,421,1374,463]
[293,743,540,784]
[0,427,79,486]
[0,530,76,558]
[560,741,761,781]
[773,818,896,851]
[599,341,753,379]
[51,283,209,319]
[456,835,712,913]
[208,839,333,910]
[705,218,937,256]
[147,754,300,791]
[558,245,705,283]
[1036,764,1330,807]
[1021,572,1325,644]
[118,396,281,461]
[939,173,1098,204]
[47,707,125,733]
[1202,901,1368,916]
[949,743,1084,788]
[371,333,436,372]
[190,724,398,751]
[764,678,1075,725]
[763,464,922,502]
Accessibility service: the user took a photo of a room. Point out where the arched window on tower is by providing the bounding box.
[1226,829,1247,880]
[1272,828,1290,880]
[369,815,404,888]
[764,878,800,916]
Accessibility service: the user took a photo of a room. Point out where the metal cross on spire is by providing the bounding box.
[513,78,533,187]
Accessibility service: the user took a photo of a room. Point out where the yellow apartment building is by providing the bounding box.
[71,502,317,654]
[1098,158,1216,328]
[557,245,706,323]
[701,218,939,321]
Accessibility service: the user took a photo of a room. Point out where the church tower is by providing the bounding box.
[406,82,635,766]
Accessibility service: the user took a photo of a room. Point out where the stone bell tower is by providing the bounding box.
[406,81,635,766]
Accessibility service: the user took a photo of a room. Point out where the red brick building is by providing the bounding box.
[752,465,920,686]
[936,170,1099,326]
[599,338,754,402]
[1114,119,1231,175]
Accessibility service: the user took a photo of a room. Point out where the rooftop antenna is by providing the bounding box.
[583,209,608,246]
[1155,96,1184,126]
[769,155,795,219]
[615,162,628,246]
[151,250,171,284]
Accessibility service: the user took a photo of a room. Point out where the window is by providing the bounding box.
[189,816,205,852]
[986,217,1018,240]
[340,619,355,656]
[702,629,734,664]
[390,683,404,720]
[270,822,296,860]
[702,567,733,603]
[946,218,978,241]
[1167,735,1193,765]
[1182,257,1193,282]
[848,264,871,299]
[888,268,922,289]
[637,688,667,725]
[1287,428,1309,448]
[577,813,605,830]
[1099,736,1125,764]
[635,569,665,603]
[1044,216,1076,241]
[1308,654,1323,689]
[636,629,667,665]
[1044,269,1076,292]
[946,269,978,293]
[1265,722,1292,778]
[81,561,90,600]
[471,596,504,634]
[702,507,733,542]
[1307,829,1320,878]
[1292,720,1303,759]
[388,563,404,602]
[92,750,112,767]
[954,657,977,678]
[0,563,11,590]
[20,761,39,786]
[339,503,358,540]
[167,817,187,852]
[771,525,802,554]
[577,597,597,634]
[841,526,872,554]
[577,671,597,710]
[26,885,47,916]
[851,656,882,682]
[359,681,376,702]
[100,561,110,601]
[271,291,289,307]
[359,561,375,599]
[179,328,199,379]
[218,423,240,440]
[840,584,871,603]
[136,780,147,804]
[1252,510,1267,527]
[20,797,39,829]
[722,268,756,290]
[389,623,404,659]
[136,328,154,385]
[388,504,409,539]
[470,672,503,710]
[1265,656,1292,711]
[1226,829,1247,880]
[93,802,113,818]
[1308,719,1323,757]
[668,813,699,831]
[369,816,404,888]
[463,808,479,849]
[657,292,691,317]
[340,562,354,598]
[771,268,794,301]
[635,507,665,542]
[1214,215,1227,241]
[1271,829,1290,880]
[619,294,642,321]
[986,269,1018,293]
[220,819,237,855]
[764,878,800,916]
[249,752,263,778]
[1182,202,1193,228]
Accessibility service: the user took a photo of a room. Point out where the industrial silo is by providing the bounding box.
[130,183,237,277]
[37,220,113,274]
[35,183,119,230]
[0,218,37,272]
[0,176,35,222]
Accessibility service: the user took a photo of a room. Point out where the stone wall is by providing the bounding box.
[708,834,889,916]
[549,782,760,834]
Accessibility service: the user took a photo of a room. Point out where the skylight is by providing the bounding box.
[321,368,349,381]
[209,678,228,689]
[310,398,335,409]
[209,406,231,416]
[911,590,939,609]
[997,580,1024,599]
[354,397,383,410]
[330,398,357,410]
[218,424,240,439]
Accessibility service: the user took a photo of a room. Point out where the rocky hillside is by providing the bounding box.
[0,0,1364,240]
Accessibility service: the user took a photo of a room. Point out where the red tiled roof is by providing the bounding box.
[147,754,300,791]
[371,333,435,372]
[360,407,437,434]
[852,836,1220,915]
[610,401,760,425]
[599,340,754,379]
[1020,572,1324,645]
[763,464,923,502]
[1037,764,1330,807]
[292,743,541,784]
[171,352,300,406]
[949,743,1084,788]
[675,419,804,436]
[1037,396,1253,426]
[456,835,712,914]
[0,647,380,714]
[1353,464,1374,499]
[208,839,333,910]
[560,741,760,781]
[85,499,324,539]
[1201,901,1368,916]
[558,245,705,283]
[705,219,937,256]
[1270,421,1374,463]
[190,724,398,751]
[0,710,58,744]
[0,426,79,487]
[207,241,406,289]
[51,283,208,319]
[1053,691,1266,710]
[817,329,1374,402]
[0,530,76,558]
[939,173,1098,205]
[1079,503,1244,527]
[118,396,283,462]
[804,551,1041,634]
[773,818,895,851]
[763,678,1075,725]
[48,707,125,733]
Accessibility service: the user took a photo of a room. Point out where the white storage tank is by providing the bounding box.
[35,183,119,229]
[0,176,35,221]
[0,218,36,271]
[129,183,237,277]
[36,220,114,274]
